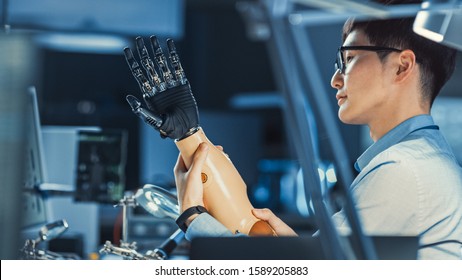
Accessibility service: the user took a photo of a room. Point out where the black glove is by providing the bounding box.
[124,36,199,140]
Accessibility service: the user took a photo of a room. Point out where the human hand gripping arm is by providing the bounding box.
[252,208,298,236]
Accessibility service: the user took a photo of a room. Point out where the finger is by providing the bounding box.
[126,95,142,111]
[126,95,163,129]
[124,47,155,97]
[135,36,165,91]
[189,143,209,176]
[252,208,297,236]
[167,39,188,85]
[252,208,279,223]
[150,35,176,88]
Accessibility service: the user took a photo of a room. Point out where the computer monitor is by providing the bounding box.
[21,87,48,230]
[24,87,48,189]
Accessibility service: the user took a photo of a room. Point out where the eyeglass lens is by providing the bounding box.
[335,49,344,73]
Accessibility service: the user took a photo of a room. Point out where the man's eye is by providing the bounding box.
[345,56,354,63]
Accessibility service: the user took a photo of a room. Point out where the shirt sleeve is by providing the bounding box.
[185,213,235,240]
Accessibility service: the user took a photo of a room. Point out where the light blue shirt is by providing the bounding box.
[186,115,462,259]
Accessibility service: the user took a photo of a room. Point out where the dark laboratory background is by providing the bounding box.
[1,0,461,260]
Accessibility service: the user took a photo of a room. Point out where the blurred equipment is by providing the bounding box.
[289,1,462,51]
[135,185,185,260]
[75,130,128,204]
[144,229,184,260]
[100,186,184,260]
[128,185,182,255]
[42,126,127,204]
[414,0,462,51]
[41,126,127,257]
[42,126,99,191]
[21,219,79,260]
[251,159,299,212]
[134,184,180,219]
[24,87,48,190]
[7,0,184,38]
[0,33,37,259]
[21,87,48,232]
[100,194,144,260]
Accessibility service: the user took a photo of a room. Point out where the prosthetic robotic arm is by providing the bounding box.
[124,36,199,140]
[124,36,275,236]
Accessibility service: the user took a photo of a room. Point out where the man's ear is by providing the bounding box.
[395,49,417,83]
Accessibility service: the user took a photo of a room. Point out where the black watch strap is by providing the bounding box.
[176,205,208,232]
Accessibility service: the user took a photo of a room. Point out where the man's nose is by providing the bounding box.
[330,69,343,90]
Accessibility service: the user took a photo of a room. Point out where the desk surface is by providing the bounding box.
[190,235,418,260]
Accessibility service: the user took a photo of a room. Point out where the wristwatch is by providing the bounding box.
[175,205,208,232]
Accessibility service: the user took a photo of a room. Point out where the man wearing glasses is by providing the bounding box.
[173,0,462,259]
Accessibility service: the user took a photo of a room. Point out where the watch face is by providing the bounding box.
[196,206,207,213]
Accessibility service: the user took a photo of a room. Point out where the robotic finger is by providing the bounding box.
[126,95,164,132]
[150,35,176,88]
[167,39,188,86]
[124,47,155,98]
[135,36,166,92]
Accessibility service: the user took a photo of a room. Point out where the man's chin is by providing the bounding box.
[338,112,363,125]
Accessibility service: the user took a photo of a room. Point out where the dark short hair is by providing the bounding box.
[342,0,457,106]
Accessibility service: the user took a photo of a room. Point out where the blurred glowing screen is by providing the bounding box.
[8,0,184,38]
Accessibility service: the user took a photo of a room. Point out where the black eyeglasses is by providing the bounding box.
[334,46,402,74]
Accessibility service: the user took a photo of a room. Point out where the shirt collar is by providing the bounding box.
[354,114,436,172]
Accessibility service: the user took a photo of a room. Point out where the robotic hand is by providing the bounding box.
[124,36,199,140]
[124,36,275,236]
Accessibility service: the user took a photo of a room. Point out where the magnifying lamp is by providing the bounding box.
[134,184,180,220]
[413,0,462,51]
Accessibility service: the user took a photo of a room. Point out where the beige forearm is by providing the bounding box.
[175,127,275,236]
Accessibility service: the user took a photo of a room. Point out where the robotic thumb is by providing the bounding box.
[126,95,164,129]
